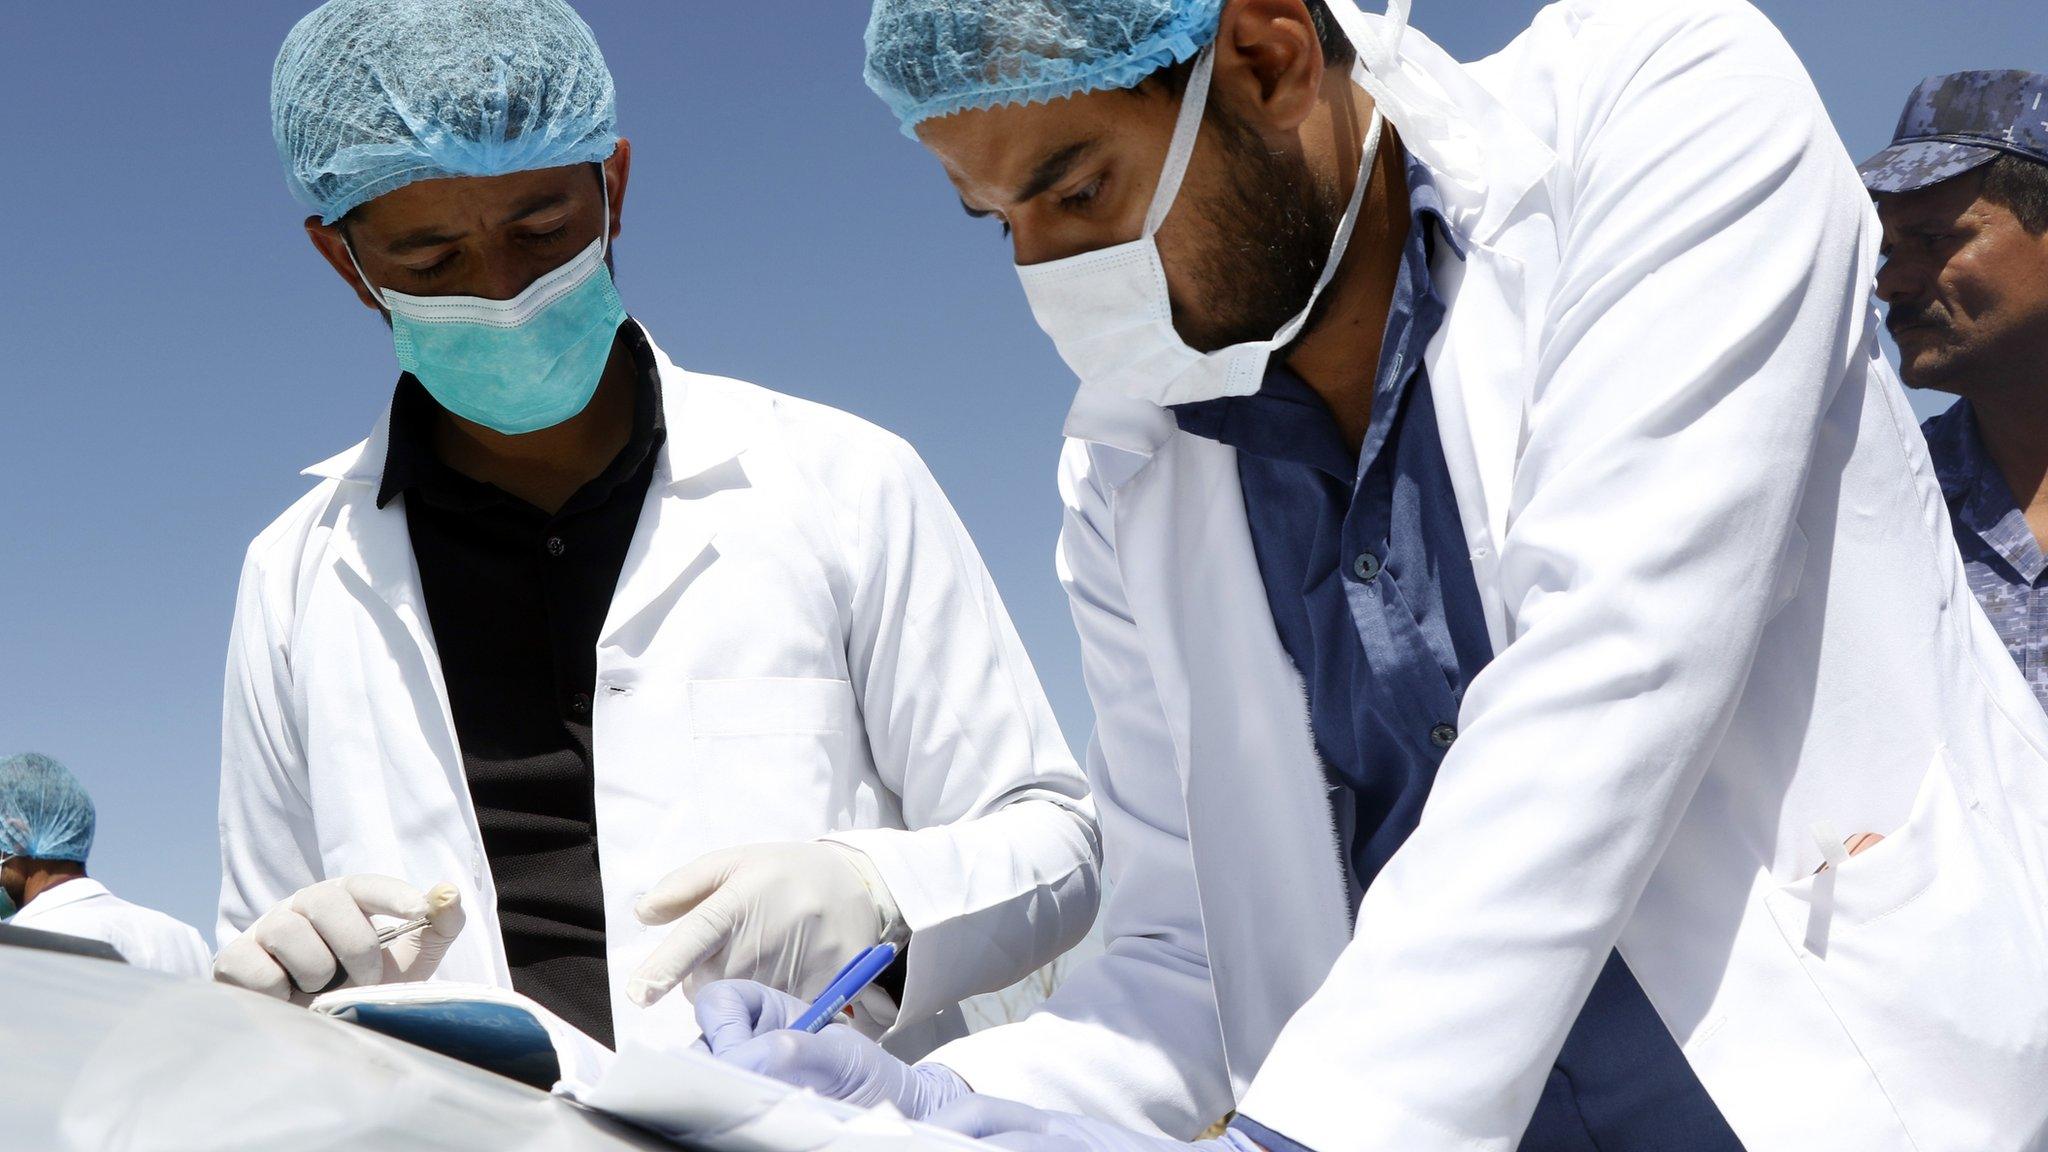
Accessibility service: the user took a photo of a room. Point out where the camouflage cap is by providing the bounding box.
[1860,70,2048,194]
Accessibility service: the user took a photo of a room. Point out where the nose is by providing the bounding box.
[1874,255,1925,308]
[475,260,546,303]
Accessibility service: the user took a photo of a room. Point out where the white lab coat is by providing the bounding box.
[11,878,213,978]
[217,323,1100,1054]
[930,3,2048,1150]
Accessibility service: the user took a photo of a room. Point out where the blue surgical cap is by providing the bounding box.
[864,0,1224,138]
[273,0,620,223]
[0,754,96,864]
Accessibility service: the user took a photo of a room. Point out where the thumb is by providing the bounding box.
[636,848,745,926]
[419,883,464,939]
[928,1097,1060,1140]
[630,886,741,1007]
[387,884,463,982]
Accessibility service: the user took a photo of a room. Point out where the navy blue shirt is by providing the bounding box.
[1179,156,1741,1152]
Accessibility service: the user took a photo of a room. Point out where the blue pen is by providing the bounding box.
[791,942,898,1033]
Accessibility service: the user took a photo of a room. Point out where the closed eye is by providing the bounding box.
[408,252,459,281]
[961,199,1011,239]
[1057,176,1104,213]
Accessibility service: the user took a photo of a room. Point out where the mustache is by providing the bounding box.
[1887,303,1949,334]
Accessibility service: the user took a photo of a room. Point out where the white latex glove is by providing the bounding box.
[628,842,905,1019]
[213,876,463,1005]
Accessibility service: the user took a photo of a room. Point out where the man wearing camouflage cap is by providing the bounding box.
[1862,70,2048,714]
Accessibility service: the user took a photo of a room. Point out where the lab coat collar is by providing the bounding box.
[17,876,111,917]
[1062,15,1553,454]
[293,319,756,771]
[301,320,755,494]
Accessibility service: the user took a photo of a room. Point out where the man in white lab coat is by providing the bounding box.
[698,0,2048,1149]
[3,753,212,978]
[213,0,1099,1056]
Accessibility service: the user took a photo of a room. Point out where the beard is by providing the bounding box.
[1172,104,1349,354]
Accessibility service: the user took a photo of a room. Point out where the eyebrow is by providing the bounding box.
[1013,139,1099,206]
[376,192,577,254]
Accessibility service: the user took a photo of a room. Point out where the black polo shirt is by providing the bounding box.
[378,320,662,1048]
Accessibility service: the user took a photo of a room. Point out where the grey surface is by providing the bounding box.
[0,948,676,1151]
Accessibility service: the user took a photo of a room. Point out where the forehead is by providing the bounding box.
[917,85,1177,204]
[351,164,599,233]
[1877,173,1990,227]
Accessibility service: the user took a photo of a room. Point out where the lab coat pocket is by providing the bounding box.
[685,678,874,839]
[1764,747,2048,1150]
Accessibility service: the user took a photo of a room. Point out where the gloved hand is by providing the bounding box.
[213,875,463,1004]
[629,841,905,1022]
[932,1096,1265,1152]
[695,978,968,1118]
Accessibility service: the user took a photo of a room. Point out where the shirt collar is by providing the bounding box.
[1926,400,2048,583]
[375,320,666,512]
[17,876,110,917]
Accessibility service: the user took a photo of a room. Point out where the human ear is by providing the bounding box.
[304,216,385,313]
[1211,0,1326,135]
[602,137,633,244]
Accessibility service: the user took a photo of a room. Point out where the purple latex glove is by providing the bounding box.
[931,1095,1266,1152]
[694,978,969,1118]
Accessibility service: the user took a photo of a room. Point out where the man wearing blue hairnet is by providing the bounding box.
[3,753,212,977]
[696,1,2048,1150]
[214,0,1100,1058]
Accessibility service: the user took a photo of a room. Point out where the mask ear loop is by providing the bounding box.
[337,160,614,308]
[342,231,385,309]
[1141,46,1219,237]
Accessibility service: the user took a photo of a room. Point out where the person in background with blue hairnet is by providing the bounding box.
[695,1,2048,1151]
[3,753,212,978]
[213,0,1100,1058]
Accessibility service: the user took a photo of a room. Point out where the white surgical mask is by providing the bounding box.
[1016,45,1385,408]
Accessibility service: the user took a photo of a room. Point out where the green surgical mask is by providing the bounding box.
[344,171,626,437]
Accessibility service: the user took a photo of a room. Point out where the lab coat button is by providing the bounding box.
[546,536,567,557]
[1430,723,1458,749]
[1352,552,1381,581]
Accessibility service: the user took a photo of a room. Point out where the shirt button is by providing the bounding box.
[546,536,566,558]
[569,692,592,720]
[1430,723,1458,750]
[1352,552,1382,582]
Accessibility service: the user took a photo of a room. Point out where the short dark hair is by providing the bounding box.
[1980,152,2048,234]
[1139,0,1358,96]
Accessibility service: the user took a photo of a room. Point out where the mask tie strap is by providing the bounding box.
[1294,107,1384,326]
[1142,46,1218,237]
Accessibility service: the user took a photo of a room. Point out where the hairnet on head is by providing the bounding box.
[0,753,96,864]
[864,0,1225,138]
[273,0,619,223]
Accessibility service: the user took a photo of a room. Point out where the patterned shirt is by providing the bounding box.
[1923,400,2048,713]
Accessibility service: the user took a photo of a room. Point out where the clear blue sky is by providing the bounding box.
[2,2,2042,937]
